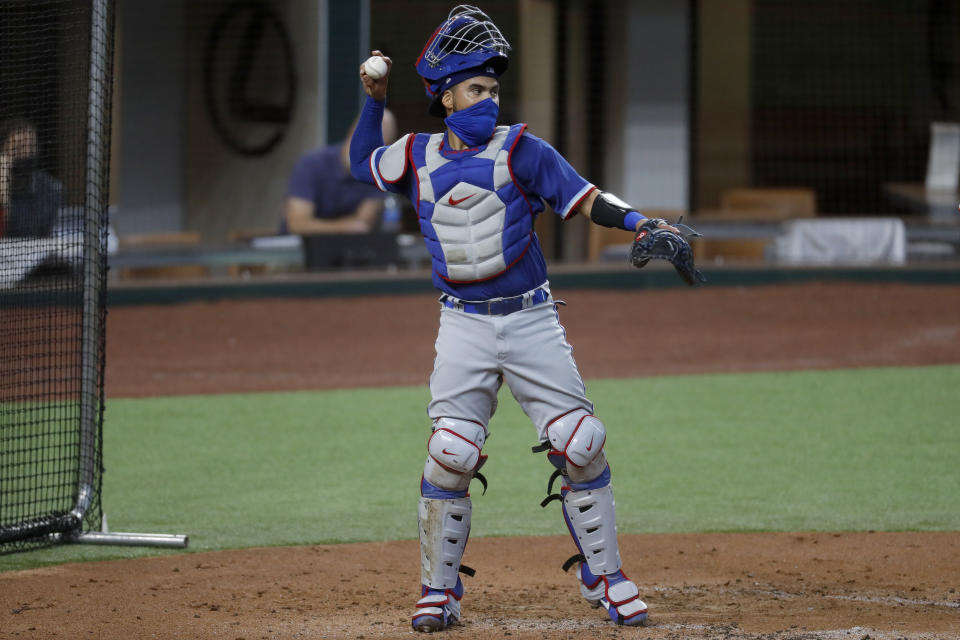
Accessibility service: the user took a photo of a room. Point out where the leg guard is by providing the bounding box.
[563,485,621,574]
[414,418,483,632]
[413,496,471,632]
[564,487,648,625]
[542,409,620,572]
[418,496,471,588]
[541,409,648,626]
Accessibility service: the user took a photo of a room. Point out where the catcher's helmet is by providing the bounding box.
[415,5,511,116]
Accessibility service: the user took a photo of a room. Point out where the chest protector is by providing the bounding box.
[386,124,533,283]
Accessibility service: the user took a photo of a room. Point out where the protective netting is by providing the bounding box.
[0,0,113,553]
[740,0,958,214]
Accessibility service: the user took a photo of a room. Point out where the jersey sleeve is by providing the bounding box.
[349,96,412,195]
[510,132,596,219]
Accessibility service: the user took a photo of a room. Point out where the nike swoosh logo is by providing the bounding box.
[442,448,457,456]
[585,436,595,452]
[448,193,475,206]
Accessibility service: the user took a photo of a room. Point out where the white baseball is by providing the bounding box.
[363,56,387,80]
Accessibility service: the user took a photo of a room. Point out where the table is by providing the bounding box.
[883,182,959,219]
[0,237,83,289]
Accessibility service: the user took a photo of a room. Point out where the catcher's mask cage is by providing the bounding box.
[416,4,511,116]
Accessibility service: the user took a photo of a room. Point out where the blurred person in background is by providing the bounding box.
[0,118,61,238]
[280,109,399,235]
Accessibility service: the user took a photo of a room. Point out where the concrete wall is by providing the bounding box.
[182,0,324,242]
[113,0,185,235]
[612,0,690,212]
[113,0,327,241]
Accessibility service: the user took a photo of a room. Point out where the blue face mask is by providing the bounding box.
[444,97,499,147]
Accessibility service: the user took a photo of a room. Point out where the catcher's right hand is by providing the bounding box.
[359,49,391,101]
[629,220,706,286]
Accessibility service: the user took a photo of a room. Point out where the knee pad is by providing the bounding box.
[423,417,487,494]
[545,409,608,485]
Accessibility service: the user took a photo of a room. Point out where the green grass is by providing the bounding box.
[2,364,958,571]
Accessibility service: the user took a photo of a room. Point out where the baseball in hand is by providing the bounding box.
[363,56,387,80]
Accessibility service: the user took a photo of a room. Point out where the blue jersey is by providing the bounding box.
[351,99,594,300]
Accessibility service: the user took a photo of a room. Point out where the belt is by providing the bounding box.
[440,287,551,316]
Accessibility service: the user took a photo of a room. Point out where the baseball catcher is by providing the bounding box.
[349,4,702,632]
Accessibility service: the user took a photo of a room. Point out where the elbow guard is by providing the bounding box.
[590,192,645,231]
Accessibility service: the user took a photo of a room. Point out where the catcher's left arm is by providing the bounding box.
[579,190,706,286]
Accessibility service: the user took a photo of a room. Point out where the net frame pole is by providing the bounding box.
[71,532,190,547]
[72,0,110,532]
[70,0,186,550]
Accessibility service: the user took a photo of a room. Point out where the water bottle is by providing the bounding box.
[381,194,402,232]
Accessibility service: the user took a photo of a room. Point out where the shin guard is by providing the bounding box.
[563,485,648,626]
[418,496,471,589]
[414,496,471,631]
[562,484,621,575]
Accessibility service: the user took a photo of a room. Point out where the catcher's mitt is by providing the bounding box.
[630,219,706,286]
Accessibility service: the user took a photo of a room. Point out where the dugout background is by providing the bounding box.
[696,0,960,215]
[103,0,958,257]
[0,0,102,210]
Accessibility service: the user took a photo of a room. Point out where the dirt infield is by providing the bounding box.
[103,282,960,397]
[3,533,958,639]
[4,282,960,639]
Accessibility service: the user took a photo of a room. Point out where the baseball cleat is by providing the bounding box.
[411,578,463,632]
[576,563,648,626]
